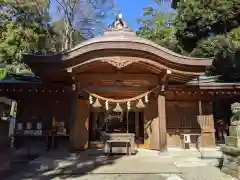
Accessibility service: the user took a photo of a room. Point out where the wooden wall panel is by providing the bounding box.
[17,96,71,131]
[167,129,181,147]
[72,99,89,150]
[166,103,181,128]
[166,101,201,147]
[201,101,213,115]
[166,101,200,129]
[166,99,216,147]
[197,115,216,147]
[144,98,158,149]
[17,98,53,129]
[143,96,167,151]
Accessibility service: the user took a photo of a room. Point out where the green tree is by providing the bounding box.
[138,0,240,57]
[137,4,183,54]
[175,0,240,54]
[0,0,57,65]
[137,0,240,82]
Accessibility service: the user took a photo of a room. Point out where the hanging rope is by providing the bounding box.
[83,85,159,103]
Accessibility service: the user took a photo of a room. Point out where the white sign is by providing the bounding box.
[184,135,191,143]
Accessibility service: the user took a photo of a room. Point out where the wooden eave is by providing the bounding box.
[197,83,240,90]
[24,31,213,84]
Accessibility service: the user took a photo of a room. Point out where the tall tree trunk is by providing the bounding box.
[64,19,69,50]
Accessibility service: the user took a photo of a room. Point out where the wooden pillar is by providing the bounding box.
[145,98,158,150]
[135,112,139,137]
[69,92,77,150]
[158,94,167,152]
[145,96,167,151]
[92,111,98,141]
[70,94,90,151]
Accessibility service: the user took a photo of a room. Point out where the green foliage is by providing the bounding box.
[137,0,240,82]
[229,28,240,49]
[137,4,183,53]
[0,0,115,65]
[138,0,240,56]
[191,28,240,58]
[191,35,231,58]
[0,68,7,80]
[0,0,58,64]
[175,0,240,53]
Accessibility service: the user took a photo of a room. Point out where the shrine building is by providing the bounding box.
[1,17,240,152]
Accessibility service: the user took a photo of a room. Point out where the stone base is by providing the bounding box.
[226,136,240,148]
[222,166,240,179]
[229,126,240,137]
[221,145,240,179]
[221,145,240,157]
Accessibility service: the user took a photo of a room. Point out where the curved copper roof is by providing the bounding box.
[24,30,213,83]
[67,31,212,65]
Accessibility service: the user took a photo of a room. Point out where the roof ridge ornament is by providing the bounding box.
[107,13,133,32]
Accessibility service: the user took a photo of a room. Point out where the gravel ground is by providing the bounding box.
[5,149,237,180]
[51,174,184,180]
[178,166,237,180]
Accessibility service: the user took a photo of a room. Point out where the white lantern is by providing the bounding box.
[92,98,102,108]
[136,99,145,109]
[127,101,131,110]
[105,101,109,111]
[89,95,93,104]
[144,94,149,103]
[113,103,123,112]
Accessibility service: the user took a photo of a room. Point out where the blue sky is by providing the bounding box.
[50,0,173,31]
[115,0,173,29]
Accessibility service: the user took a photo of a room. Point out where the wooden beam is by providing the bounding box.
[198,100,203,115]
[85,86,150,93]
[158,69,172,92]
[83,92,144,98]
[76,73,159,87]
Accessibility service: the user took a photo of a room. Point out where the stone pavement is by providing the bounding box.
[5,148,238,180]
